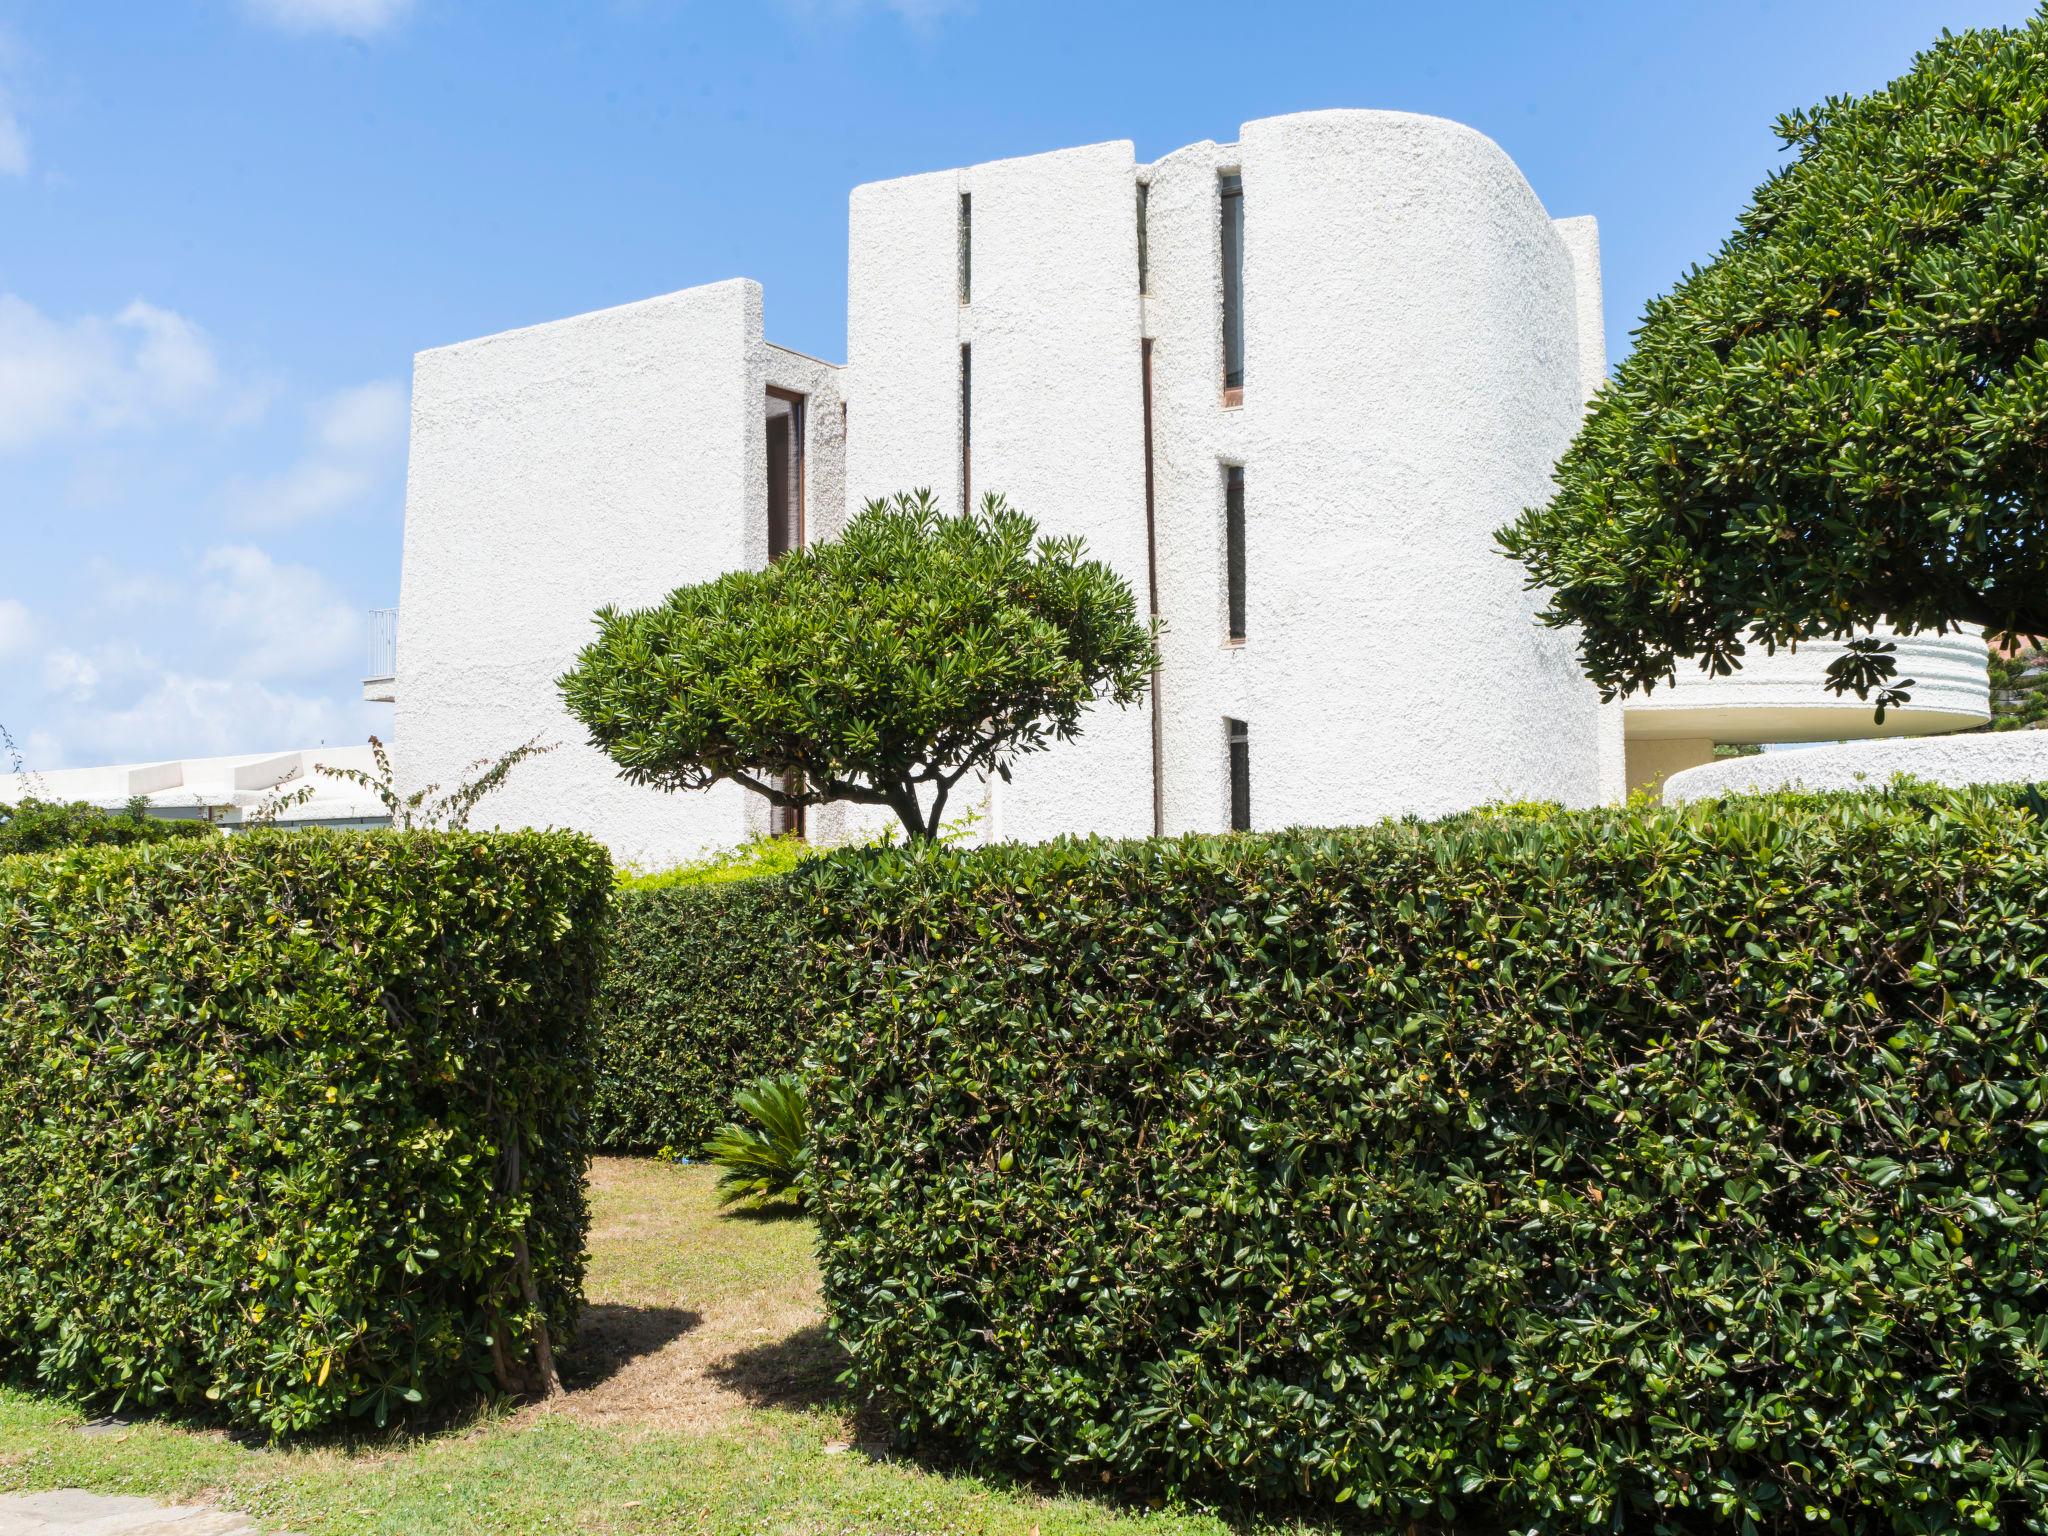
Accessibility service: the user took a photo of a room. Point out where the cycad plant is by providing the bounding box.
[701,1075,811,1208]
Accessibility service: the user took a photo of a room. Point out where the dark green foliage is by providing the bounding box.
[559,490,1156,841]
[809,788,2048,1530]
[0,829,612,1435]
[591,877,820,1154]
[1500,12,2048,717]
[702,1075,812,1208]
[0,797,213,856]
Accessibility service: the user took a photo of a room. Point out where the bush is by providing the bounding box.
[615,831,820,893]
[701,1075,812,1208]
[0,828,611,1435]
[0,797,214,856]
[592,875,820,1154]
[809,787,2048,1530]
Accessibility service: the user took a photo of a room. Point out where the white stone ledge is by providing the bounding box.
[1663,732,2048,803]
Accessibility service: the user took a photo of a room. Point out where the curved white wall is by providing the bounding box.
[1148,111,1606,831]
[1664,732,2047,803]
[1626,627,1991,742]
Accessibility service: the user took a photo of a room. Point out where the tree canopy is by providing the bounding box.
[559,490,1156,842]
[1499,9,2048,717]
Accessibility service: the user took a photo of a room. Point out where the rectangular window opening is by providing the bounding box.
[1225,464,1246,642]
[765,387,806,562]
[1225,718,1250,832]
[1136,180,1150,295]
[958,192,972,305]
[1219,172,1244,405]
[959,343,972,512]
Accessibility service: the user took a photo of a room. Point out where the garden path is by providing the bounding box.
[0,1491,281,1535]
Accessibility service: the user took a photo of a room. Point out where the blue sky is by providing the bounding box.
[0,0,2035,769]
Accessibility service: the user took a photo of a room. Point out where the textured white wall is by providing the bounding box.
[1664,732,2048,803]
[957,140,1152,842]
[1148,111,1606,833]
[845,169,963,512]
[396,280,818,871]
[1551,213,1629,805]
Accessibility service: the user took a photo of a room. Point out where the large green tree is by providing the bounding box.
[1500,10,2048,717]
[559,491,1156,842]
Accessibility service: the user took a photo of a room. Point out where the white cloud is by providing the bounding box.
[242,0,414,39]
[8,546,374,767]
[0,294,254,453]
[46,671,366,765]
[226,378,406,527]
[0,91,27,178]
[198,545,363,681]
[778,0,971,27]
[0,598,30,661]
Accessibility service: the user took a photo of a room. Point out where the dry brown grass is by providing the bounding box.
[543,1157,852,1436]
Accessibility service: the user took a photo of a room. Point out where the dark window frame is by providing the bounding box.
[1219,171,1245,405]
[1224,464,1246,643]
[765,386,806,563]
[1225,717,1251,831]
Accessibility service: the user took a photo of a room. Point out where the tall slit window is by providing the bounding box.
[1225,718,1251,831]
[765,386,808,840]
[766,388,805,562]
[1136,180,1150,294]
[959,344,973,511]
[958,192,972,304]
[1219,172,1244,405]
[1224,465,1246,642]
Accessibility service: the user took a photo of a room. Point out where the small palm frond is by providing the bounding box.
[701,1074,811,1208]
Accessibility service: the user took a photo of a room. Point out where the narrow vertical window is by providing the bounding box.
[958,192,972,305]
[769,772,805,840]
[1225,718,1251,831]
[1224,465,1246,642]
[959,343,972,511]
[766,388,805,562]
[1219,172,1244,405]
[1136,180,1150,295]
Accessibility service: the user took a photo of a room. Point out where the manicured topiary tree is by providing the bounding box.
[1499,10,2048,718]
[559,490,1155,843]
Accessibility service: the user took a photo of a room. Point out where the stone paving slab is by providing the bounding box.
[0,1491,264,1536]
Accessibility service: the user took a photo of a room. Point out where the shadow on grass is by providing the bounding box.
[707,1322,850,1414]
[706,1335,1369,1535]
[559,1304,703,1392]
[717,1197,809,1224]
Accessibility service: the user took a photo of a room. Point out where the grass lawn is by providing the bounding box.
[0,1159,1326,1536]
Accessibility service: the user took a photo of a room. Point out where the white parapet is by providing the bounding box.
[1621,627,1992,794]
[1625,628,1991,743]
[1664,732,2048,803]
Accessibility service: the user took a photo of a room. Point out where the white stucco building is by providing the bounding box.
[0,745,389,831]
[387,110,1992,869]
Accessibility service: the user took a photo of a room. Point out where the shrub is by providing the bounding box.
[591,874,821,1154]
[0,828,611,1435]
[615,831,820,892]
[809,787,2048,1529]
[701,1075,812,1208]
[0,796,214,856]
[560,490,1156,842]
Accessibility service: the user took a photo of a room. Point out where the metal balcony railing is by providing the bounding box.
[364,608,397,703]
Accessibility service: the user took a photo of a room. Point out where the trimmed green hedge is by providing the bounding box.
[592,877,817,1154]
[810,788,2048,1529]
[0,828,611,1434]
[0,797,214,856]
